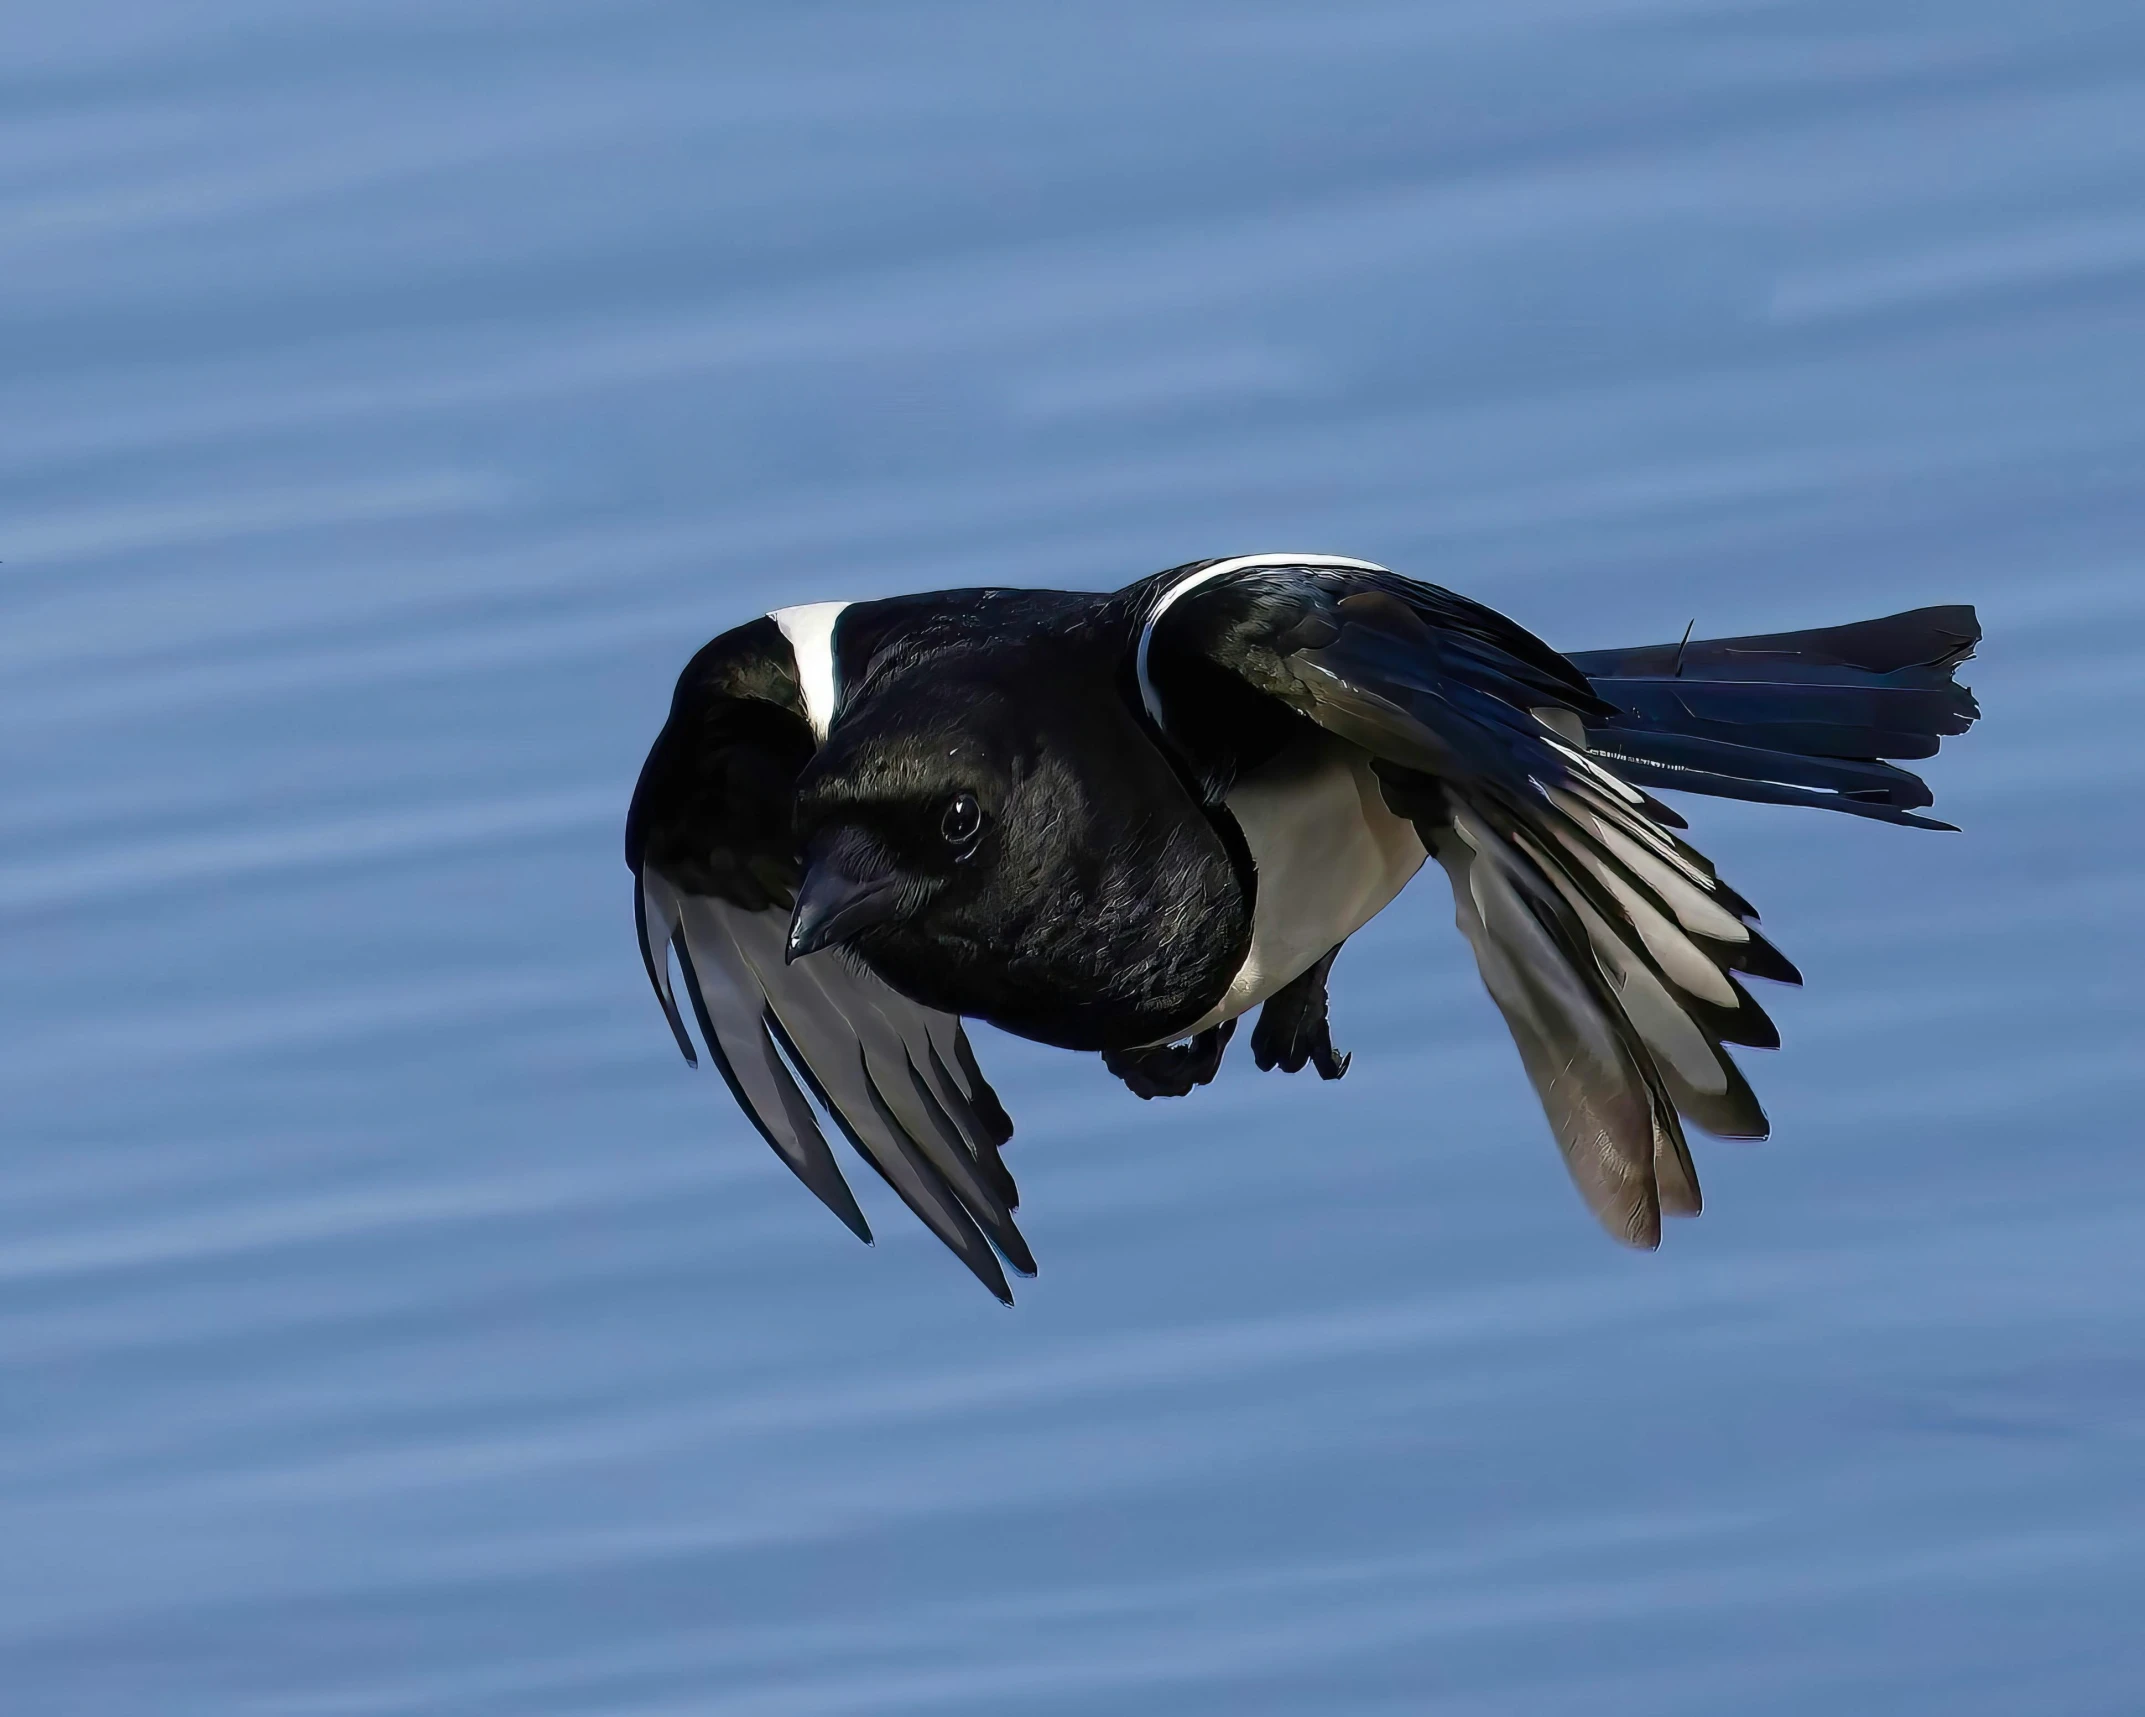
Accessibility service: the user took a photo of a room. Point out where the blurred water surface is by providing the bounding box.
[5,3,2144,1711]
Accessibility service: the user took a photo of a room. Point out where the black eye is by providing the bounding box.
[940,792,983,850]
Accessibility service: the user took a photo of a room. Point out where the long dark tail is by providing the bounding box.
[1565,605,1981,829]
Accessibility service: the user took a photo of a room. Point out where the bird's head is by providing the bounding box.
[782,650,1247,1046]
[785,672,1040,968]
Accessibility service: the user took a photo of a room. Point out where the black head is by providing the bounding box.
[785,655,1249,1051]
[786,672,1018,965]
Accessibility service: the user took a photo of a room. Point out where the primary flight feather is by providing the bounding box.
[626,555,1981,1301]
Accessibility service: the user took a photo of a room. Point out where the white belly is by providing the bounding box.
[1175,734,1428,1037]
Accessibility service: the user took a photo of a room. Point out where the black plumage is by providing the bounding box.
[626,554,1981,1298]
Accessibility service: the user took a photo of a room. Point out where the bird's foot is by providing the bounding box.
[1250,944,1351,1080]
[1103,1020,1236,1100]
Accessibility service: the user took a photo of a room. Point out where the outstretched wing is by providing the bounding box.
[626,616,1030,1301]
[1133,555,1802,1247]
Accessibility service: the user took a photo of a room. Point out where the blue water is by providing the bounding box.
[6,4,2144,1710]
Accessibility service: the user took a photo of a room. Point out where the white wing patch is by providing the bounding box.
[771,601,851,740]
[1135,553,1387,731]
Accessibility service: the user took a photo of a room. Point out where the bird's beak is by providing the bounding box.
[786,836,905,962]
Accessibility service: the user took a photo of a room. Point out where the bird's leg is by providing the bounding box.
[1250,943,1350,1080]
[1102,1019,1236,1100]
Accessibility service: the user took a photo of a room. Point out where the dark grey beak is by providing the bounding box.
[786,837,905,962]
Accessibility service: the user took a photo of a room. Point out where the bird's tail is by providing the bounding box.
[1565,606,1981,829]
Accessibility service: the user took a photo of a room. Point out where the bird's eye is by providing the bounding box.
[940,792,983,850]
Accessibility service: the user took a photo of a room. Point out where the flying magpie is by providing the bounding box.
[627,554,1981,1301]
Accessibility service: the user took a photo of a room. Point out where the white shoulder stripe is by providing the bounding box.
[1135,553,1387,729]
[770,601,851,741]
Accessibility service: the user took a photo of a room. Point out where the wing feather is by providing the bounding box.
[715,902,1032,1283]
[629,615,1028,1299]
[1435,809,1668,1246]
[635,868,698,1066]
[1134,560,1800,1241]
[661,881,871,1244]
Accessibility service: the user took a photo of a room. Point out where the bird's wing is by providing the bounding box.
[627,616,1029,1301]
[1134,556,1801,1247]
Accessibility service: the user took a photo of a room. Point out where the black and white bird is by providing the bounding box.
[627,554,1980,1301]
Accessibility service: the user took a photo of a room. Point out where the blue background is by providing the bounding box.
[5,4,2142,1710]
